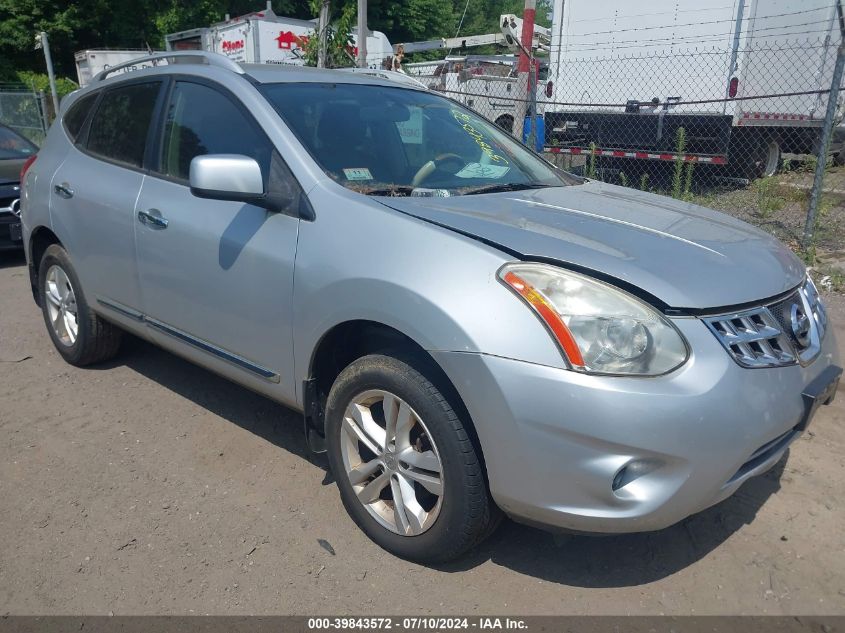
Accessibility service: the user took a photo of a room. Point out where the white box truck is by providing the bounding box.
[544,0,844,177]
[75,49,164,87]
[165,5,393,69]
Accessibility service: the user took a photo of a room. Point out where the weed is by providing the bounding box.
[587,143,598,180]
[683,161,695,201]
[753,177,785,216]
[671,127,687,199]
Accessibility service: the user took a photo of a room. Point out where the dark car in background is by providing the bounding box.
[0,124,38,251]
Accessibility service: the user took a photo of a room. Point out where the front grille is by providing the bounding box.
[0,196,20,217]
[768,290,803,349]
[704,307,796,367]
[703,278,827,368]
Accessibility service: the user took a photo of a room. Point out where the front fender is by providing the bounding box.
[291,186,567,403]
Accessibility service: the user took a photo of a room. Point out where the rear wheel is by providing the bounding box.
[761,139,781,177]
[325,352,496,562]
[732,134,780,180]
[38,244,122,366]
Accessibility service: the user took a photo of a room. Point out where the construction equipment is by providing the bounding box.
[394,14,550,55]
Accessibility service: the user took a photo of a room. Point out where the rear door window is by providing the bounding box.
[86,82,161,168]
[158,81,273,182]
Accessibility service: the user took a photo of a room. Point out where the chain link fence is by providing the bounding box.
[0,86,50,147]
[403,32,845,289]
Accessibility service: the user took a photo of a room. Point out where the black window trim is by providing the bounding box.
[74,77,168,176]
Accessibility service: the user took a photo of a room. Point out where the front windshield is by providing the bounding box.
[259,82,578,196]
[0,126,37,160]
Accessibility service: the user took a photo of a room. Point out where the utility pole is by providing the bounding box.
[317,0,330,68]
[37,32,59,118]
[357,0,368,68]
[512,0,536,144]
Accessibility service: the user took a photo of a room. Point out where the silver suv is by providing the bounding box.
[21,52,841,562]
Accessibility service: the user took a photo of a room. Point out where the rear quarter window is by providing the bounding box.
[86,82,160,168]
[63,92,98,143]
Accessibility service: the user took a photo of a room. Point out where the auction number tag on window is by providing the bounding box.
[343,167,373,181]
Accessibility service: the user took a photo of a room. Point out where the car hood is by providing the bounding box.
[377,180,805,310]
[0,158,25,185]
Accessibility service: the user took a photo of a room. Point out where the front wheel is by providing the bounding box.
[325,352,496,562]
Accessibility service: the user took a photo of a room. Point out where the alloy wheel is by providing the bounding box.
[339,389,444,536]
[44,265,79,347]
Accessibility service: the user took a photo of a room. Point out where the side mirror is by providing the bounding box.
[189,154,265,204]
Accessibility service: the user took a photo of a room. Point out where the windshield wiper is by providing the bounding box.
[461,183,552,196]
[361,186,415,197]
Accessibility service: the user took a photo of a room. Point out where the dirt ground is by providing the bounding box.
[1,249,844,616]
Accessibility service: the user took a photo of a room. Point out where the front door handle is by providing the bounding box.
[137,208,169,229]
[53,183,74,199]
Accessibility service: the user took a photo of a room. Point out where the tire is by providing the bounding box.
[38,244,123,367]
[495,115,514,134]
[760,139,781,178]
[325,352,495,563]
[732,134,780,180]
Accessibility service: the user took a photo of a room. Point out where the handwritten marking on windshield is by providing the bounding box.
[451,110,509,165]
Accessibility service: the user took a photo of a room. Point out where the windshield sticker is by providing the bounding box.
[455,163,511,179]
[343,167,373,181]
[450,110,509,165]
[396,108,423,144]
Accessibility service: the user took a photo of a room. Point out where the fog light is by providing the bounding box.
[612,459,658,492]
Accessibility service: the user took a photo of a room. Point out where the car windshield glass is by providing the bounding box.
[0,126,37,160]
[259,82,578,196]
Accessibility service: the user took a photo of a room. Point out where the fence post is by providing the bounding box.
[804,0,845,251]
[38,91,49,134]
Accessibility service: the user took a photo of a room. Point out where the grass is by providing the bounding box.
[753,177,786,217]
[810,262,845,293]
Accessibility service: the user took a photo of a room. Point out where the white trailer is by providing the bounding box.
[165,6,393,68]
[75,49,163,87]
[544,0,844,177]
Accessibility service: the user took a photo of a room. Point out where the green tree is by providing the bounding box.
[0,0,549,82]
[0,0,310,80]
[301,0,357,67]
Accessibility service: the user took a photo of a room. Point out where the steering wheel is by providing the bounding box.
[411,153,465,187]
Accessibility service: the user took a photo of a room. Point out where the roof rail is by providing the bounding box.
[337,68,428,90]
[92,51,244,83]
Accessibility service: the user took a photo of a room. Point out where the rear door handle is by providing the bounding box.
[53,183,74,199]
[137,208,169,230]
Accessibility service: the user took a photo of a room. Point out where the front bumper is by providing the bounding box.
[0,214,23,250]
[430,316,841,534]
[0,182,23,251]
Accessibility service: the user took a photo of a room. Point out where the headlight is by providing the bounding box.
[499,263,689,376]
